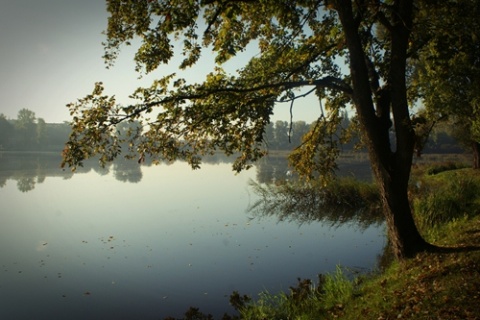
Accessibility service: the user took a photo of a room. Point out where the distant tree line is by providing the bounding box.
[0,108,466,154]
[0,109,70,152]
[264,114,465,155]
[264,111,357,152]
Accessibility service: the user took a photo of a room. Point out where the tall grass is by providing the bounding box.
[411,167,480,237]
[231,266,354,320]
[322,266,355,309]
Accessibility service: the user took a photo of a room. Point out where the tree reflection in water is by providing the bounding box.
[17,176,36,193]
[113,159,143,183]
[248,178,384,230]
[0,152,142,192]
[248,177,395,270]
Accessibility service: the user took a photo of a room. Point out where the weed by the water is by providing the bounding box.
[424,161,469,175]
[411,168,480,235]
[230,266,355,319]
[322,266,354,309]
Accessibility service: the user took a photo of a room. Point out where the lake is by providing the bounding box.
[0,152,385,319]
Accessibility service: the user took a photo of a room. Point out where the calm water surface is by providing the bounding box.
[0,154,385,319]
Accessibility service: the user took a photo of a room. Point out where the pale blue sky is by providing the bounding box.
[1,1,321,123]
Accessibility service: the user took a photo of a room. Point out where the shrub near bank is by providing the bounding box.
[410,165,480,239]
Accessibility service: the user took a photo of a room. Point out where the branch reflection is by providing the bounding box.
[248,178,384,230]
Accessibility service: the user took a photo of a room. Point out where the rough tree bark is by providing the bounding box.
[473,141,480,169]
[336,0,432,259]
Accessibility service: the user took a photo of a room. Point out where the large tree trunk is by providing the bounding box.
[370,151,432,259]
[336,0,432,259]
[473,141,480,169]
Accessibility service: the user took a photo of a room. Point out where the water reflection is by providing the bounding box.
[255,153,373,184]
[0,152,143,191]
[0,153,385,319]
[253,154,381,229]
[0,152,372,193]
[248,179,383,230]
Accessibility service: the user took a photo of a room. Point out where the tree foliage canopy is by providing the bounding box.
[61,0,363,173]
[62,0,477,259]
[412,0,480,166]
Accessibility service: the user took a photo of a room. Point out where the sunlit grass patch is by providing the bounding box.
[321,265,355,310]
[230,266,355,320]
[410,168,480,240]
[334,215,480,320]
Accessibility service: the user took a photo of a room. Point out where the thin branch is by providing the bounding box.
[415,114,447,157]
[202,0,265,36]
[275,87,317,103]
[115,76,352,124]
[283,43,338,82]
[375,10,393,31]
[289,96,295,143]
[371,0,393,31]
[290,92,326,152]
[318,86,325,118]
[275,86,318,143]
[203,1,225,36]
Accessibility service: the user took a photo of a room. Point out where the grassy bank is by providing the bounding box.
[335,215,480,319]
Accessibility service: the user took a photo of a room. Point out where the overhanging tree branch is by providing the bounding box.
[110,76,352,124]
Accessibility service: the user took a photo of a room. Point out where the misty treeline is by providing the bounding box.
[264,112,463,154]
[0,108,464,154]
[0,109,70,152]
